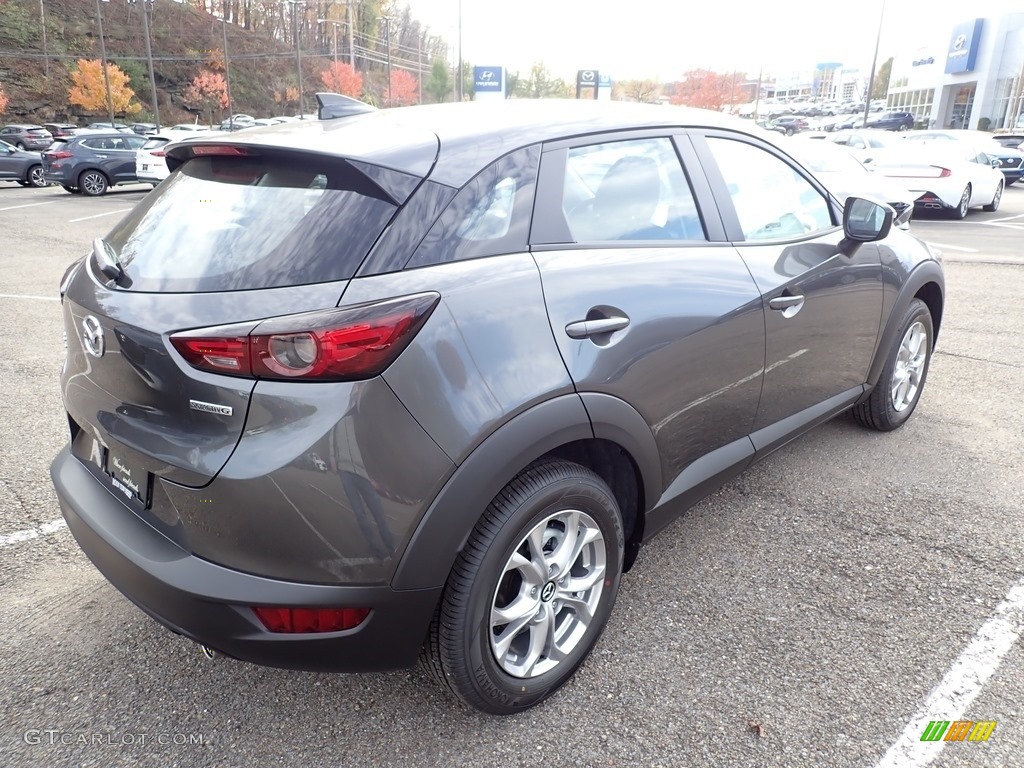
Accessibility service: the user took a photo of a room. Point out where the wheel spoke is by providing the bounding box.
[520,605,553,677]
[491,592,538,627]
[565,563,607,595]
[506,550,546,590]
[548,511,581,578]
[558,592,596,625]
[491,607,537,660]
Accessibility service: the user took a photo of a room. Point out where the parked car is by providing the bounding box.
[135,132,206,184]
[84,122,136,134]
[828,129,904,164]
[166,123,212,132]
[991,133,1024,150]
[130,122,158,135]
[903,130,1024,186]
[0,139,47,187]
[769,116,809,135]
[865,111,916,131]
[868,143,1004,218]
[42,132,148,195]
[218,114,256,130]
[42,123,80,140]
[0,124,53,151]
[787,138,915,226]
[52,100,944,715]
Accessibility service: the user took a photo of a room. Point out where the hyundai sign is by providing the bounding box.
[945,19,983,74]
[473,66,504,100]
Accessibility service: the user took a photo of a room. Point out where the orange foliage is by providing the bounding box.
[0,87,8,115]
[273,86,300,109]
[388,69,418,107]
[183,70,229,124]
[670,70,743,111]
[68,59,141,115]
[321,62,363,98]
[207,48,226,73]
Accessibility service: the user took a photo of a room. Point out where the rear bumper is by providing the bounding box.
[50,447,440,672]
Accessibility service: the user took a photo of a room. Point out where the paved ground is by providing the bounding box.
[0,180,1022,768]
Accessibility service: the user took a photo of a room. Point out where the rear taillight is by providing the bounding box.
[170,293,439,382]
[253,607,370,633]
[937,167,952,178]
[46,150,73,160]
[150,150,166,157]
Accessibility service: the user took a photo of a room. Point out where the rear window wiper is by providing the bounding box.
[93,238,123,281]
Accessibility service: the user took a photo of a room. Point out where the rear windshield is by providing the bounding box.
[102,154,399,292]
[142,138,169,151]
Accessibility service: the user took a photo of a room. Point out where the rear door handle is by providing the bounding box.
[565,316,630,339]
[768,295,805,310]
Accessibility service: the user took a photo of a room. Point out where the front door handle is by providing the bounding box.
[565,316,630,339]
[768,294,805,319]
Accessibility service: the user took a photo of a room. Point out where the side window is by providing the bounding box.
[126,136,146,150]
[706,137,834,241]
[562,137,706,242]
[847,137,865,149]
[406,145,539,268]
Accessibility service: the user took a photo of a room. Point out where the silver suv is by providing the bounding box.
[51,101,944,714]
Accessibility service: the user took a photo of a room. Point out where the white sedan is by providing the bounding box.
[859,143,1004,219]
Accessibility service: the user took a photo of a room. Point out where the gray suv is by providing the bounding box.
[51,101,944,714]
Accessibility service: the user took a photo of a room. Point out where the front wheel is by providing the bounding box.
[27,165,47,188]
[425,460,624,714]
[983,181,1003,212]
[852,298,934,431]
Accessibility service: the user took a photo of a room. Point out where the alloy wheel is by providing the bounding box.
[28,166,46,187]
[891,321,927,412]
[489,509,606,678]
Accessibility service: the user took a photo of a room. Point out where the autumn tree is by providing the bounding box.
[617,80,662,104]
[321,62,363,97]
[514,63,571,99]
[69,59,141,115]
[0,87,8,115]
[274,86,300,112]
[388,69,418,107]
[183,70,229,127]
[670,70,744,111]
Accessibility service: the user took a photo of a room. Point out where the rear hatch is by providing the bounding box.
[136,136,170,176]
[61,146,422,495]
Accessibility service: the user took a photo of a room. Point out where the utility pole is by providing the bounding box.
[130,0,161,131]
[381,16,393,107]
[94,0,115,125]
[39,0,49,79]
[222,17,233,131]
[285,1,306,117]
[418,33,423,105]
[863,0,887,129]
[346,0,355,69]
[457,0,463,101]
[319,19,341,66]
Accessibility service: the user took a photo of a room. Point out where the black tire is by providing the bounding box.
[982,181,1003,212]
[61,185,81,194]
[852,298,933,431]
[79,170,108,196]
[15,142,26,151]
[951,184,971,219]
[425,459,624,714]
[16,180,29,187]
[26,165,46,188]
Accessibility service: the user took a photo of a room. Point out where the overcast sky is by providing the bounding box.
[405,0,1017,82]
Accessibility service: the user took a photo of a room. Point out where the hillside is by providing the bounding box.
[0,0,450,125]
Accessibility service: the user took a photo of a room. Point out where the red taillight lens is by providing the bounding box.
[937,166,952,178]
[253,607,370,633]
[170,293,439,381]
[190,145,249,157]
[150,150,166,157]
[47,150,73,160]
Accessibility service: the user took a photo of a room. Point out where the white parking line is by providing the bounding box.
[924,241,978,253]
[0,201,57,213]
[69,209,131,223]
[0,519,68,549]
[873,578,1024,767]
[0,293,60,302]
[985,213,1024,223]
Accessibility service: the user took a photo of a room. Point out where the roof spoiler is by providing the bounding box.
[315,92,376,121]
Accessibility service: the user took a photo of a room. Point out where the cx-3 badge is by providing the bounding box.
[82,316,105,358]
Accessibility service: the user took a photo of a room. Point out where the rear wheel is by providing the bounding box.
[15,142,26,151]
[79,170,108,196]
[983,181,1003,212]
[852,298,933,431]
[425,460,624,714]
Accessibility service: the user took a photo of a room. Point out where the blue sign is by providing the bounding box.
[945,19,983,74]
[473,66,503,93]
[598,74,612,88]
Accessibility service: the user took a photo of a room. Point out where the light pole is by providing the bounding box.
[129,0,160,130]
[862,0,887,129]
[222,18,233,131]
[457,0,462,101]
[94,0,115,124]
[39,0,49,79]
[318,19,341,66]
[380,16,392,106]
[345,1,356,69]
[285,0,306,117]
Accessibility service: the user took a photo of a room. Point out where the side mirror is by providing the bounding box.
[843,196,893,242]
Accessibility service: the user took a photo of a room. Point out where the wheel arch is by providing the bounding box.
[866,260,944,389]
[391,393,661,590]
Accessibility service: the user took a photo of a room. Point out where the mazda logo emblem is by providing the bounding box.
[82,316,105,358]
[582,71,595,82]
[540,581,557,602]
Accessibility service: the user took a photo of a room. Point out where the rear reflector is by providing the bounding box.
[253,607,370,633]
[189,145,249,157]
[170,292,439,382]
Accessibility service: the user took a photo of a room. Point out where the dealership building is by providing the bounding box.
[886,13,1024,130]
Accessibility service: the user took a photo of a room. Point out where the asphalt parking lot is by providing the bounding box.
[1,181,1022,768]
